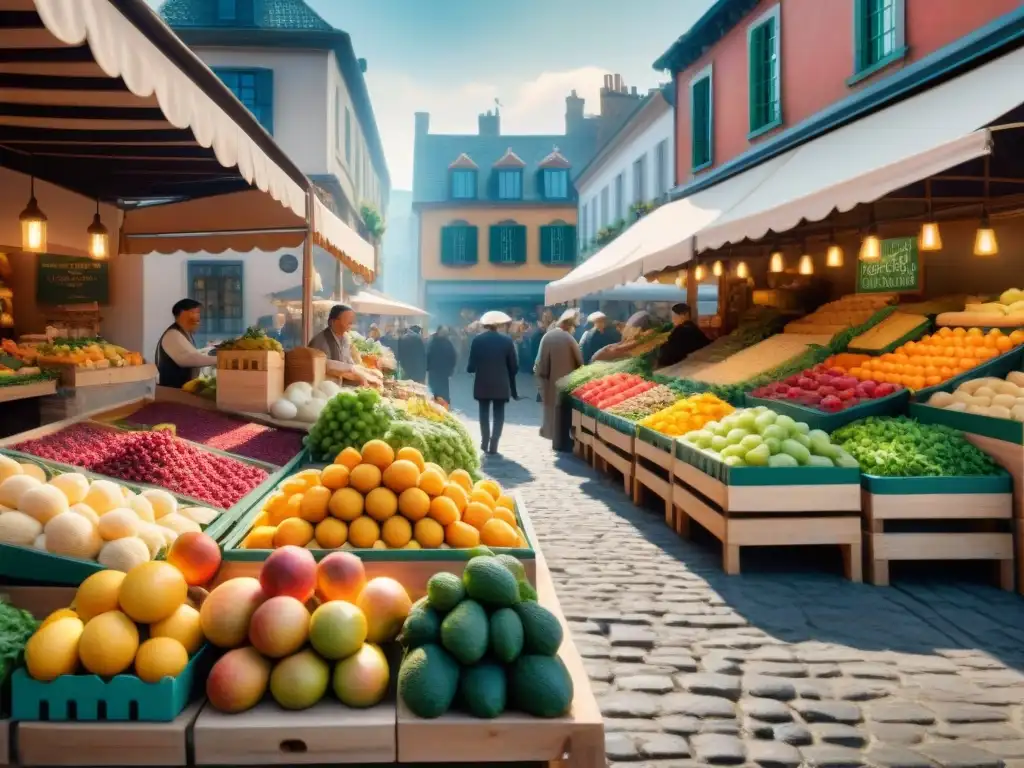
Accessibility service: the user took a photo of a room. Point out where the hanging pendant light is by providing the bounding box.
[711,259,723,277]
[859,225,881,263]
[769,249,785,273]
[735,260,749,279]
[19,176,48,253]
[694,263,705,282]
[825,232,844,268]
[919,182,942,251]
[87,201,109,260]
[674,269,686,288]
[798,243,814,276]
[974,209,998,257]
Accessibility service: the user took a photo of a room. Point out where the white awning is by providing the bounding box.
[544,152,789,304]
[349,290,428,317]
[695,45,1024,251]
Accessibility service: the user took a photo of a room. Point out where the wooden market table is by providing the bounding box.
[0,380,56,404]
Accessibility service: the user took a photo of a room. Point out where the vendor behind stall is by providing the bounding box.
[579,311,621,364]
[155,298,214,388]
[657,302,710,368]
[308,304,371,385]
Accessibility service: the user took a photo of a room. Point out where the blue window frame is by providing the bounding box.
[690,65,713,171]
[747,5,781,138]
[450,170,477,200]
[542,169,569,199]
[212,68,273,135]
[497,170,523,200]
[187,261,244,347]
[851,0,906,83]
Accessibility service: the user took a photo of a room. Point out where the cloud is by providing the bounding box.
[366,66,609,190]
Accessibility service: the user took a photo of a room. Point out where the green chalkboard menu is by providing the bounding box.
[856,237,921,294]
[36,254,109,305]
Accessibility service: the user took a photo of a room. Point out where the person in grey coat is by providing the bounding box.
[467,311,519,455]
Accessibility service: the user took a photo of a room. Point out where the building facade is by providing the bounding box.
[576,85,675,261]
[658,0,1022,192]
[142,0,389,352]
[412,76,643,324]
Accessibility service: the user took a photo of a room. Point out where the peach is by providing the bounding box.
[259,545,317,602]
[248,596,310,659]
[200,577,266,648]
[356,577,412,644]
[166,532,222,586]
[316,551,366,603]
[206,646,271,713]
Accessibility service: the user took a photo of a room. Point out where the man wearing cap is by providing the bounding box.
[467,311,519,455]
[308,304,372,385]
[155,298,215,388]
[535,309,583,451]
[579,311,621,364]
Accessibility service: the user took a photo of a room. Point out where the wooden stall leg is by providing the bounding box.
[674,506,690,539]
[723,544,741,575]
[866,521,888,586]
[843,542,863,584]
[663,498,673,528]
[632,477,643,506]
[558,728,606,768]
[997,559,1014,592]
[622,472,631,495]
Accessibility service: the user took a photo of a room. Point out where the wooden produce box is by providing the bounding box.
[284,347,326,389]
[862,474,1015,589]
[570,401,596,461]
[192,699,395,765]
[216,350,284,414]
[672,443,863,580]
[633,427,676,527]
[0,379,56,404]
[592,415,635,495]
[396,500,604,768]
[45,362,157,389]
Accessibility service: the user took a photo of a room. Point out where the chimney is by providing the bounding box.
[565,89,585,135]
[598,74,644,144]
[414,112,430,136]
[478,109,500,136]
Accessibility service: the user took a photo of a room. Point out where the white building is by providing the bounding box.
[142,0,389,353]
[575,85,674,260]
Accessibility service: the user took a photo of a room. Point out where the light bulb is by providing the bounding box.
[826,244,844,268]
[19,193,48,254]
[769,251,784,273]
[694,264,705,282]
[712,260,723,277]
[859,233,881,263]
[87,212,109,260]
[798,254,814,275]
[974,214,998,257]
[919,221,942,252]
[736,261,749,279]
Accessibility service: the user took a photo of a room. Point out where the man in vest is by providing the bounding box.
[155,298,214,388]
[308,303,372,385]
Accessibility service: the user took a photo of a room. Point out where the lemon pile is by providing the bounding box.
[241,440,526,551]
[640,392,734,437]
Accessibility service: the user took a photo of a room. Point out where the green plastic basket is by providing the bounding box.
[743,388,910,432]
[674,440,861,487]
[908,401,1024,445]
[861,471,1012,495]
[635,426,676,453]
[11,644,213,722]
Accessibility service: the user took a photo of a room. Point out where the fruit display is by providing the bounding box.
[677,334,834,386]
[352,332,397,373]
[936,288,1024,327]
[383,378,430,401]
[681,407,860,469]
[750,362,904,414]
[182,374,217,400]
[21,556,211,685]
[217,327,284,354]
[847,312,930,352]
[640,393,734,437]
[573,373,654,410]
[606,385,681,420]
[0,459,223,571]
[558,356,650,394]
[784,293,895,336]
[405,396,447,422]
[241,443,524,551]
[203,551,405,712]
[0,369,52,388]
[3,337,145,368]
[120,402,304,466]
[831,417,1002,477]
[925,372,1024,421]
[0,598,37,683]
[13,424,269,509]
[397,553,572,720]
[852,327,1024,391]
[270,380,346,424]
[656,307,786,375]
[305,388,395,460]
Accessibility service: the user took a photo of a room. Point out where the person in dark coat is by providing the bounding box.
[396,325,428,383]
[579,311,622,364]
[426,325,458,403]
[467,311,519,455]
[657,302,710,368]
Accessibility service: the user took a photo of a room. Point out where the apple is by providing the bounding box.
[837,389,856,401]
[820,395,843,412]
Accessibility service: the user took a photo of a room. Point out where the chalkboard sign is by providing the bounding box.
[856,237,921,294]
[36,254,109,305]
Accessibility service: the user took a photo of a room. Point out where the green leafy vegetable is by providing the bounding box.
[0,599,39,684]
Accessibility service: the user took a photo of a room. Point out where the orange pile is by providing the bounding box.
[846,327,1024,390]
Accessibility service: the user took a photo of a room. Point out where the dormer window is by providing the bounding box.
[493,148,525,201]
[539,148,571,200]
[448,153,478,200]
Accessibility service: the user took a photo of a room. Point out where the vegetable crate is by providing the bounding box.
[744,386,909,432]
[570,399,595,462]
[45,363,157,389]
[592,413,636,495]
[216,350,284,414]
[671,443,863,580]
[911,346,1024,404]
[861,474,1015,589]
[633,427,676,526]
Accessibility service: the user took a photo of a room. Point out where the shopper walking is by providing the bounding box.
[536,309,583,452]
[396,324,427,383]
[467,311,518,455]
[426,325,458,403]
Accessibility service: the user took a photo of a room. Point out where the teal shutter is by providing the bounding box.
[255,69,274,135]
[514,225,527,263]
[563,225,577,263]
[748,26,762,132]
[853,0,866,72]
[440,226,454,265]
[464,226,478,264]
[540,225,552,264]
[489,225,501,263]
[691,77,711,169]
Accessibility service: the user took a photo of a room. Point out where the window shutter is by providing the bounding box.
[440,226,454,265]
[853,0,866,72]
[255,69,274,135]
[563,225,577,263]
[514,225,527,264]
[465,226,478,264]
[748,26,762,131]
[539,225,552,264]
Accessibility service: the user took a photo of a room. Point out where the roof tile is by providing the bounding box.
[159,0,333,32]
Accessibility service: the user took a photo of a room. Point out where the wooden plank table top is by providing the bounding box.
[0,380,56,404]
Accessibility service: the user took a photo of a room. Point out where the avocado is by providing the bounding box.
[426,572,466,613]
[458,661,507,719]
[398,603,442,648]
[440,599,489,665]
[495,553,526,581]
[509,654,574,718]
[488,607,524,664]
[462,557,519,607]
[513,601,562,656]
[398,644,460,719]
[464,545,495,559]
[517,579,538,602]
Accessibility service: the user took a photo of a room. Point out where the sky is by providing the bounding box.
[149,0,715,190]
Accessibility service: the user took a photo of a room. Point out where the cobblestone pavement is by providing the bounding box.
[447,375,1024,768]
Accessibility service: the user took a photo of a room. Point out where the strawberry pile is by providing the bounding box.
[575,373,656,411]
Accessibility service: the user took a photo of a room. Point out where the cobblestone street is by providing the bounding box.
[450,375,1024,768]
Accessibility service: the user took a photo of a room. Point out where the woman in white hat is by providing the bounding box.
[535,309,583,451]
[467,310,519,455]
[579,310,621,364]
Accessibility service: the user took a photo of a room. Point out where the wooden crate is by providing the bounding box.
[966,434,1024,519]
[192,699,395,765]
[47,362,157,389]
[573,411,596,462]
[632,431,675,527]
[862,485,1015,589]
[0,379,56,404]
[672,460,863,580]
[396,506,604,768]
[593,421,634,495]
[216,350,284,414]
[284,347,326,388]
